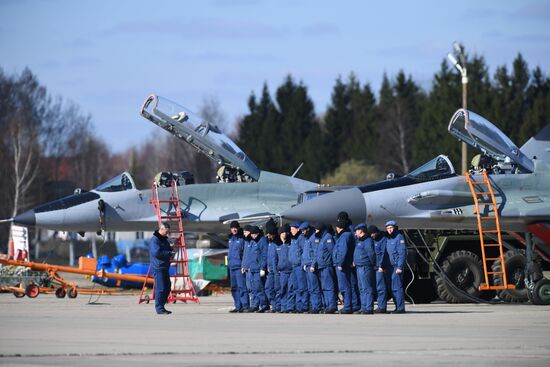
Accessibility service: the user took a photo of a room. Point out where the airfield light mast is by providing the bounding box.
[447,41,468,173]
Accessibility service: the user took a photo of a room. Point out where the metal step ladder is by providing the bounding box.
[138,180,199,304]
[466,170,515,291]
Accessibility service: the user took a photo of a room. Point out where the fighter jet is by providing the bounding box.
[282,109,550,237]
[12,94,318,235]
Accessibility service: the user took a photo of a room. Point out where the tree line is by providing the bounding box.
[1,52,549,249]
[237,53,549,183]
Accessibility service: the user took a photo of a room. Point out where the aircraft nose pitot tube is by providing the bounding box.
[281,187,366,225]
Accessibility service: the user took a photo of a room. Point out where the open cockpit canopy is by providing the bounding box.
[448,109,534,172]
[140,94,260,181]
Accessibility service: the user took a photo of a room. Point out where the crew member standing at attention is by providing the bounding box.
[332,213,357,314]
[149,222,173,315]
[368,225,388,313]
[301,222,322,313]
[313,223,337,314]
[227,221,249,313]
[276,225,293,313]
[289,223,307,313]
[244,226,269,312]
[265,226,280,311]
[385,220,407,313]
[241,225,254,310]
[353,223,376,314]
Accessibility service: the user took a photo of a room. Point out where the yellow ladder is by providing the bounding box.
[466,170,515,291]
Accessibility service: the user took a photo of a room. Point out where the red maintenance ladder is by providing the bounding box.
[466,170,515,292]
[138,180,199,304]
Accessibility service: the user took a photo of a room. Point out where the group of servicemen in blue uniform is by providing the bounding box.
[227,211,408,314]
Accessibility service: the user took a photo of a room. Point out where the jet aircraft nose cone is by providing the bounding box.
[282,187,366,225]
[14,210,36,226]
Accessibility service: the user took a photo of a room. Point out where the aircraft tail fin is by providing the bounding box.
[520,125,550,163]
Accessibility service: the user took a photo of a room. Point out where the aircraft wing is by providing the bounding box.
[140,94,261,181]
[448,109,535,172]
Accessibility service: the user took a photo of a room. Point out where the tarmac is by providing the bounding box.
[1,291,550,366]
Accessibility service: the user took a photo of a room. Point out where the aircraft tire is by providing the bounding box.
[435,250,493,303]
[531,279,550,305]
[55,287,66,298]
[492,250,529,303]
[25,284,39,298]
[68,288,78,299]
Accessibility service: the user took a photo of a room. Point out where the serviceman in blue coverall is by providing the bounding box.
[276,225,293,313]
[301,222,322,313]
[241,224,253,309]
[242,225,269,312]
[368,225,388,313]
[149,222,173,315]
[385,220,407,313]
[353,223,376,314]
[333,213,360,314]
[289,223,308,313]
[227,221,249,313]
[265,226,280,311]
[312,223,337,314]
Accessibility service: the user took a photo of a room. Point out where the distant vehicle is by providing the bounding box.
[13,94,317,236]
[282,109,550,304]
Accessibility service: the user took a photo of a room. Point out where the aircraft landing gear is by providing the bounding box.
[524,233,549,305]
[530,279,550,305]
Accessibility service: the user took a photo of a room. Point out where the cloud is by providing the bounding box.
[211,0,263,6]
[171,50,281,64]
[301,23,340,37]
[37,57,100,70]
[100,17,289,39]
[66,37,94,48]
[485,30,550,44]
[462,3,550,21]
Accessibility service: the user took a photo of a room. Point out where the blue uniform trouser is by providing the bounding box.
[277,271,292,311]
[290,266,308,312]
[154,269,171,313]
[265,271,279,308]
[245,271,257,309]
[350,268,361,311]
[387,265,405,311]
[319,267,337,311]
[229,268,249,310]
[306,268,322,311]
[375,270,387,310]
[336,267,353,312]
[247,271,268,309]
[356,266,375,311]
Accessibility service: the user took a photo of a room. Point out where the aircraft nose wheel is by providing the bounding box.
[530,279,550,305]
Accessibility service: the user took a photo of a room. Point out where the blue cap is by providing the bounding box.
[290,222,300,228]
[354,223,367,231]
[299,221,310,230]
[385,220,397,227]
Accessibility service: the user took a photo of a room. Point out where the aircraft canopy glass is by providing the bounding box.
[95,172,135,192]
[408,155,455,180]
[448,109,534,172]
[141,95,260,180]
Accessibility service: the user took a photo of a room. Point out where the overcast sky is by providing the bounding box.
[1,0,549,151]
